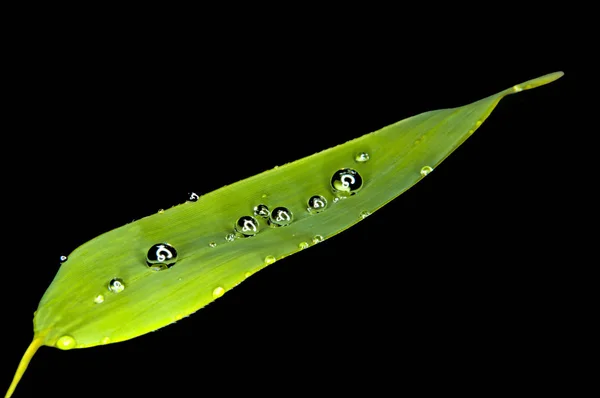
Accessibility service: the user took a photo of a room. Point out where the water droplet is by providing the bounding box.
[513,85,523,92]
[354,152,370,163]
[299,242,309,250]
[146,243,178,270]
[312,235,324,244]
[213,286,225,298]
[244,271,252,278]
[175,314,184,321]
[360,210,371,219]
[225,233,236,242]
[261,193,268,199]
[209,241,217,248]
[188,192,200,202]
[158,209,165,214]
[108,278,125,293]
[59,255,68,262]
[307,195,328,214]
[101,337,111,345]
[265,255,276,264]
[235,215,259,237]
[56,335,76,350]
[253,204,270,218]
[331,168,363,197]
[420,166,433,176]
[269,207,293,227]
[94,294,105,304]
[333,197,342,203]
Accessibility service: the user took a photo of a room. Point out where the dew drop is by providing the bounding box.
[354,152,370,163]
[265,255,276,265]
[209,241,217,248]
[59,255,68,263]
[101,337,111,345]
[420,166,433,176]
[244,271,252,278]
[108,278,125,293]
[360,210,371,219]
[94,294,105,304]
[312,235,324,244]
[307,195,328,214]
[158,209,165,214]
[235,215,260,237]
[269,207,293,227]
[253,204,270,218]
[56,335,76,350]
[146,243,178,270]
[225,233,236,242]
[213,286,225,298]
[331,168,363,197]
[188,192,200,202]
[299,241,309,250]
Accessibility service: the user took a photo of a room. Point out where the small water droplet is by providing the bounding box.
[269,207,293,227]
[333,197,342,203]
[354,152,370,163]
[94,294,105,304]
[307,195,328,214]
[235,215,260,237]
[359,210,371,219]
[253,204,270,218]
[175,314,184,321]
[101,337,111,345]
[312,235,324,244]
[331,168,363,197]
[146,243,178,270]
[158,209,165,214]
[265,255,276,265]
[56,335,76,350]
[188,192,200,202]
[261,193,268,199]
[513,85,523,92]
[108,278,125,293]
[225,233,236,242]
[299,242,309,250]
[244,271,252,278]
[59,255,68,263]
[213,286,225,298]
[209,241,217,248]
[420,166,433,176]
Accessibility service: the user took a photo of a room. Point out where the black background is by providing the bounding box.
[2,11,574,398]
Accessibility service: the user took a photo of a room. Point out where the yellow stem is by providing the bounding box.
[4,337,44,398]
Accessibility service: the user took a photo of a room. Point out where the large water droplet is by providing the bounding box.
[146,243,178,270]
[94,294,105,304]
[269,207,293,227]
[108,278,125,293]
[307,195,328,214]
[56,335,76,350]
[265,255,276,264]
[253,204,270,219]
[420,166,433,176]
[354,152,370,163]
[235,215,259,237]
[213,286,225,298]
[331,168,363,197]
[312,235,324,244]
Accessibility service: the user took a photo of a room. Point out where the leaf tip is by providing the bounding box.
[509,71,564,94]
